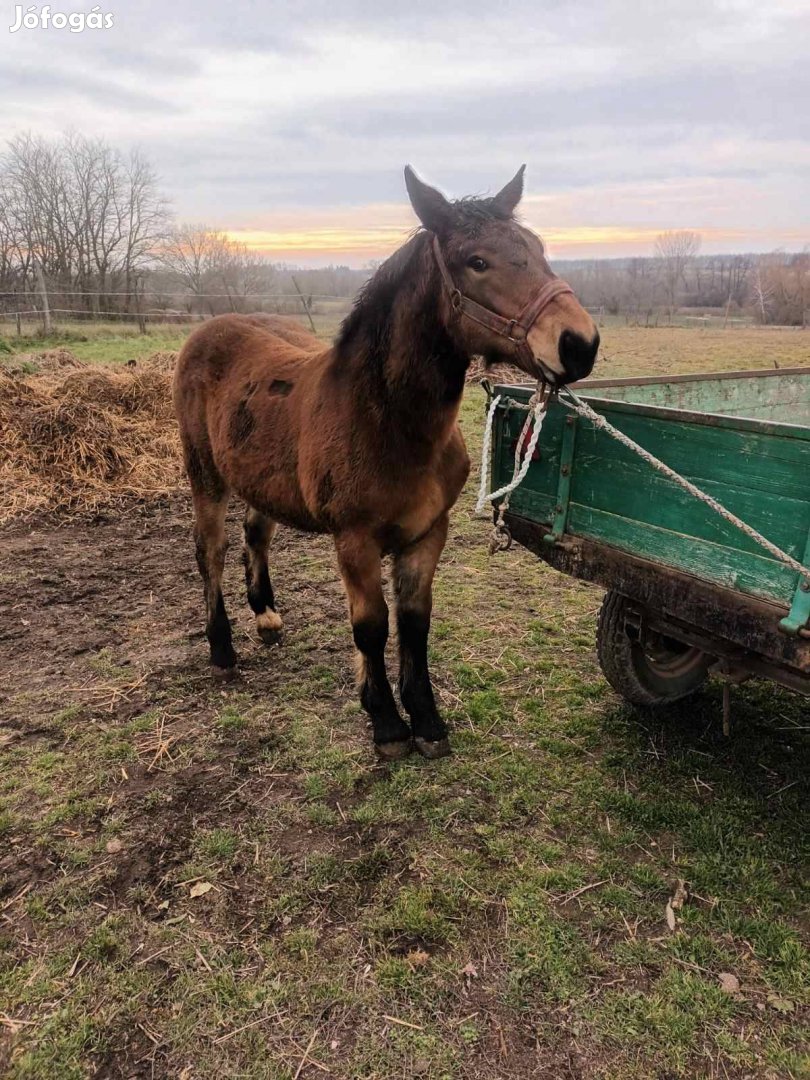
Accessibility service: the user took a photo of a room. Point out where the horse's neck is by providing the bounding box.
[341,237,469,452]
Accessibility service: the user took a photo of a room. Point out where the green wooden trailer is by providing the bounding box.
[486,367,810,704]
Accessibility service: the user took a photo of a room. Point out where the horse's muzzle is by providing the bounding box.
[558,328,600,383]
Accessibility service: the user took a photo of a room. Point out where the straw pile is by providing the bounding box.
[8,347,85,374]
[465,356,527,385]
[0,355,181,524]
[135,350,178,374]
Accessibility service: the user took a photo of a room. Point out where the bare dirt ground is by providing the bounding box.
[0,332,808,1079]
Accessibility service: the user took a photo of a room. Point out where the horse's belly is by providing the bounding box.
[212,397,324,530]
[225,452,324,532]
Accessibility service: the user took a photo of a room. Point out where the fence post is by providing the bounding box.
[291,275,317,334]
[35,261,52,336]
[16,311,21,336]
[135,275,147,334]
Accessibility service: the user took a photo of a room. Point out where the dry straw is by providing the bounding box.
[0,351,181,524]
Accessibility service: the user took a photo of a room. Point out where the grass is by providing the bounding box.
[0,321,188,366]
[0,312,336,367]
[0,324,808,1078]
[595,323,809,379]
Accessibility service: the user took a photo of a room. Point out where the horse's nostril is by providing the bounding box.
[559,328,599,381]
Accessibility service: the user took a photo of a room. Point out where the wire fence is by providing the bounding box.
[1,294,785,338]
[0,292,356,338]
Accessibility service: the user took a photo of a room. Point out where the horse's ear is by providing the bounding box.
[492,165,526,217]
[404,165,453,234]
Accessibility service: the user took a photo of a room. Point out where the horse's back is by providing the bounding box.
[239,313,322,353]
[173,314,324,407]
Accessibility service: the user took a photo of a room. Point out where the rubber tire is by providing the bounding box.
[596,591,711,707]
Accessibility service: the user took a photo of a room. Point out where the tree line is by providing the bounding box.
[1,133,807,326]
[561,237,809,328]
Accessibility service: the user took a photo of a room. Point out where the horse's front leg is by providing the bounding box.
[393,513,451,759]
[335,531,412,760]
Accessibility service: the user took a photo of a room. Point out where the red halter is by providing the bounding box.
[431,234,573,368]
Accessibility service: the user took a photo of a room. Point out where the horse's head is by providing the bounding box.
[404,165,599,385]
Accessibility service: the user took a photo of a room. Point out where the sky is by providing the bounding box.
[3,0,809,265]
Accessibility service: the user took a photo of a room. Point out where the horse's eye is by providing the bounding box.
[467,256,488,272]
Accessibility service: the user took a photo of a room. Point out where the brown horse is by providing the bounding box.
[173,166,599,759]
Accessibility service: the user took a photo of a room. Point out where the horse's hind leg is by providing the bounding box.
[243,506,283,644]
[192,490,237,678]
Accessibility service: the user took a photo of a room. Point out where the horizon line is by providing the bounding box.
[224,220,809,267]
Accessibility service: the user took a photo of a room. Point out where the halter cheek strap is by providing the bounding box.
[431,234,573,368]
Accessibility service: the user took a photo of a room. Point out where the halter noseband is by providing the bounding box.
[431,233,573,369]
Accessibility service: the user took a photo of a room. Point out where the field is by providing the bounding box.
[0,323,808,1079]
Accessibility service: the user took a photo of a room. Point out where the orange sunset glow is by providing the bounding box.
[226,217,809,265]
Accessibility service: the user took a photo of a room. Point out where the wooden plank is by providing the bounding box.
[498,407,810,558]
[569,457,810,558]
[568,505,798,606]
[571,366,810,389]
[582,395,810,442]
[583,372,810,425]
[493,381,810,440]
[579,412,810,500]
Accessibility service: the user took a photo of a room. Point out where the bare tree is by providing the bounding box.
[750,251,810,326]
[118,150,170,309]
[751,258,776,324]
[219,244,276,312]
[158,225,233,312]
[654,230,702,322]
[159,225,275,314]
[625,257,662,326]
[0,131,169,317]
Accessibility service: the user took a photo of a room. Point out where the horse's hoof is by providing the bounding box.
[414,737,451,760]
[256,612,283,645]
[375,739,413,762]
[212,665,238,683]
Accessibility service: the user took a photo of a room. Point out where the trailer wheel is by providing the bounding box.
[596,591,711,706]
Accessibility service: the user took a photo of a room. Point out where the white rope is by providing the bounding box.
[561,388,810,585]
[475,387,548,515]
[475,392,502,514]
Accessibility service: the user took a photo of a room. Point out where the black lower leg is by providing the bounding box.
[243,511,282,644]
[195,535,236,671]
[243,513,277,616]
[354,617,412,753]
[244,559,276,616]
[207,588,236,670]
[398,609,449,753]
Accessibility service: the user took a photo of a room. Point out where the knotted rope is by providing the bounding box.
[476,381,550,553]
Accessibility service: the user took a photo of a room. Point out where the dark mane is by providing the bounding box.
[336,229,464,395]
[336,230,428,359]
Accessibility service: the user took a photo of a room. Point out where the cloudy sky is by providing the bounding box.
[4,0,809,265]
